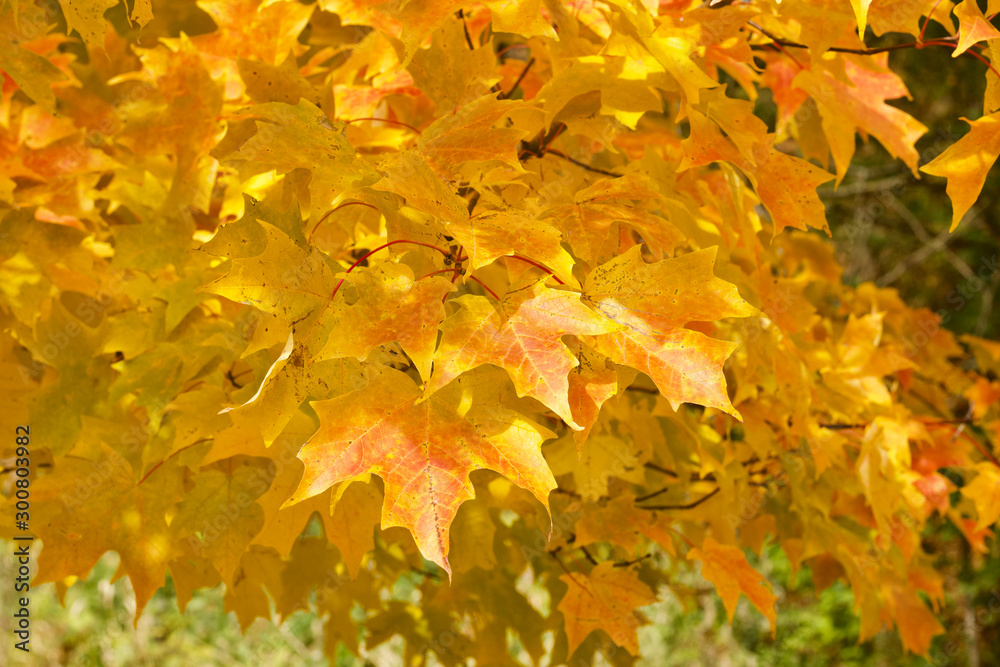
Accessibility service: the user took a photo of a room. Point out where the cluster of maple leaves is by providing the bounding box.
[2,0,1000,664]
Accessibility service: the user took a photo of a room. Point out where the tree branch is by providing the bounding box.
[499,57,535,100]
[638,487,721,511]
[456,9,474,50]
[747,21,957,55]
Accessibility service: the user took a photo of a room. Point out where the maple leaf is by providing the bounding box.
[407,17,501,111]
[58,0,118,49]
[542,173,684,266]
[200,221,336,324]
[194,0,314,65]
[794,57,928,183]
[953,0,1000,56]
[220,335,367,445]
[688,536,778,638]
[224,100,380,212]
[444,208,578,284]
[681,103,835,234]
[0,31,67,114]
[920,111,1000,231]
[961,461,1000,531]
[891,585,946,655]
[566,339,621,444]
[849,0,873,35]
[581,245,756,417]
[417,94,531,179]
[558,562,657,656]
[238,53,320,106]
[31,445,183,623]
[170,457,275,586]
[285,366,557,574]
[425,282,618,429]
[545,433,647,501]
[317,263,454,381]
[571,493,660,552]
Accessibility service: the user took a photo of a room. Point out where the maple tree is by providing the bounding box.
[2,0,1000,664]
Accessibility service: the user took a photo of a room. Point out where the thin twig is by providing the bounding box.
[457,9,475,50]
[507,254,566,284]
[613,553,652,567]
[468,275,501,300]
[543,149,623,177]
[137,439,212,486]
[643,461,680,478]
[747,21,955,55]
[638,487,721,511]
[819,417,975,430]
[331,240,451,299]
[308,201,379,240]
[499,57,535,99]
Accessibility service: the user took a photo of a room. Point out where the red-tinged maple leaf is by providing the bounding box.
[580,245,756,417]
[953,514,994,554]
[425,282,618,430]
[566,339,622,444]
[558,562,657,657]
[890,585,945,655]
[761,56,809,132]
[794,56,928,183]
[417,94,531,179]
[542,173,684,265]
[570,492,678,555]
[442,208,578,285]
[688,536,778,637]
[914,472,953,513]
[680,104,834,234]
[0,36,67,114]
[194,0,314,65]
[317,263,454,381]
[334,69,423,119]
[285,366,557,574]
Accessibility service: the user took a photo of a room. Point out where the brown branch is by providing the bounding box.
[457,9,475,50]
[643,461,680,478]
[635,486,672,503]
[749,24,999,78]
[518,123,623,177]
[747,21,957,55]
[564,543,653,569]
[499,57,535,100]
[819,417,976,431]
[613,553,652,567]
[638,487,721,511]
[626,385,660,394]
[543,149,623,178]
[411,566,441,580]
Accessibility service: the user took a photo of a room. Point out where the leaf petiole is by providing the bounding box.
[330,240,452,299]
